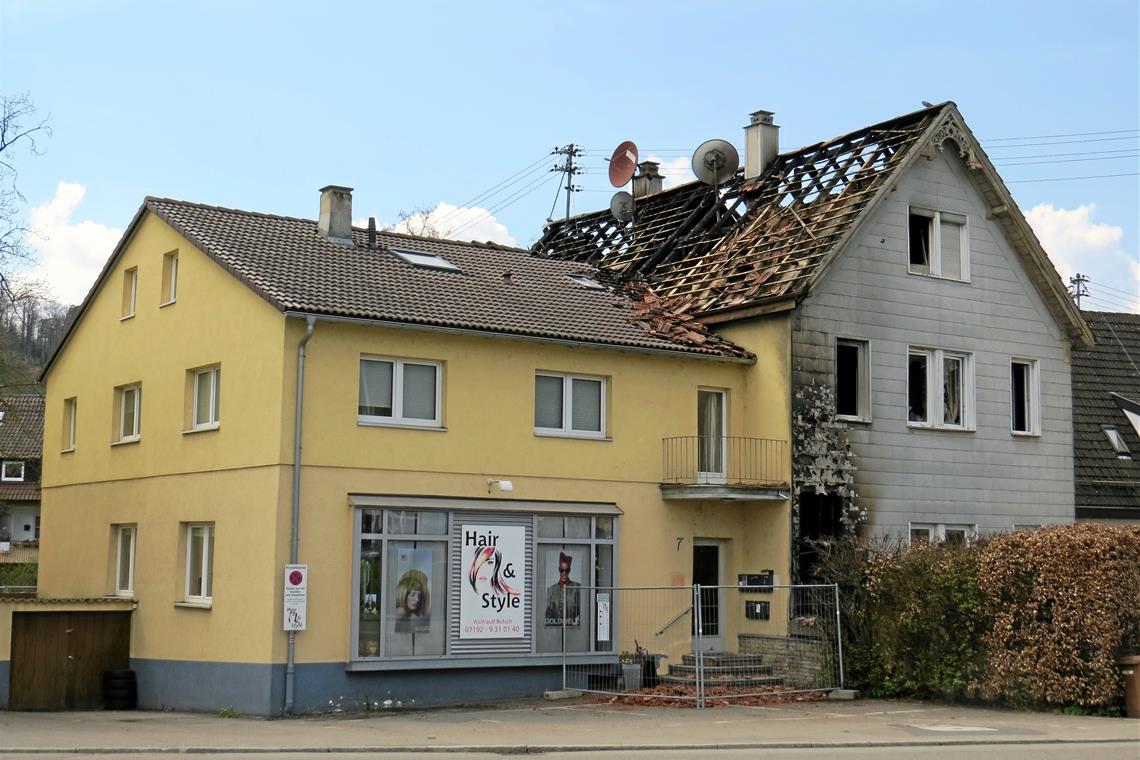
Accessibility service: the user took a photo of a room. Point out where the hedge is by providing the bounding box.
[813,523,1140,710]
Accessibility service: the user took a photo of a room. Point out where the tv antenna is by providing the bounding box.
[691,138,739,223]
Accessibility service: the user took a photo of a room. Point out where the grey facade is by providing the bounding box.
[793,149,1078,538]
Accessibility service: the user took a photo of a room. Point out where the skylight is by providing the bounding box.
[1103,427,1132,459]
[566,273,605,290]
[391,248,461,272]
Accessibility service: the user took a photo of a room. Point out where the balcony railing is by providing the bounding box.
[0,543,38,592]
[662,436,788,488]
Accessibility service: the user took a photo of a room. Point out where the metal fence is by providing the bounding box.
[661,436,788,486]
[561,584,842,707]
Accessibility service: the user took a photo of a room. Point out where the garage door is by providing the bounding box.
[9,611,131,710]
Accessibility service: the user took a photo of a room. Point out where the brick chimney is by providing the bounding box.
[744,110,779,179]
[632,161,663,198]
[317,185,354,244]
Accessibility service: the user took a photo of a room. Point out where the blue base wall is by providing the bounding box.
[0,660,8,708]
[131,659,561,716]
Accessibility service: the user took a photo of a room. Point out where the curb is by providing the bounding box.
[1,738,1137,754]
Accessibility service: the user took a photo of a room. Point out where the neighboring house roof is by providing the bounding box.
[534,102,1092,346]
[1072,310,1140,518]
[0,483,40,502]
[42,200,754,379]
[0,395,44,460]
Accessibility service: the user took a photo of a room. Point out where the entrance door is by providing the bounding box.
[9,611,131,710]
[697,390,726,483]
[692,541,725,652]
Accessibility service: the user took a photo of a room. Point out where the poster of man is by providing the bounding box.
[544,550,582,627]
[393,547,432,633]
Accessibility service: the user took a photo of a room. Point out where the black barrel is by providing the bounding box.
[102,669,137,710]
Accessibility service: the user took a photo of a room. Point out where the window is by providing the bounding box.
[391,248,461,272]
[697,388,726,481]
[909,522,976,545]
[121,267,138,318]
[1104,427,1132,459]
[1010,358,1040,435]
[908,207,968,280]
[184,523,214,601]
[908,348,973,430]
[565,274,605,290]
[62,397,77,451]
[358,358,441,427]
[353,505,616,661]
[192,367,220,429]
[161,252,178,304]
[835,338,870,421]
[115,384,141,442]
[115,525,136,595]
[1,461,24,481]
[534,373,605,438]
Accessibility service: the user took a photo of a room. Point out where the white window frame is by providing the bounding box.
[534,372,607,439]
[358,357,442,428]
[835,338,871,423]
[192,367,221,430]
[908,206,969,281]
[1010,357,1041,436]
[907,347,975,431]
[117,384,141,443]
[161,252,179,305]
[122,267,138,319]
[63,397,77,452]
[115,524,136,596]
[909,522,977,545]
[184,523,214,602]
[1,460,24,482]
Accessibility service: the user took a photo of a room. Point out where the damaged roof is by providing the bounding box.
[1072,311,1140,519]
[535,103,1092,345]
[43,199,753,376]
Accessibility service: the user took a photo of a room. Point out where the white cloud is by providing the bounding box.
[358,202,517,247]
[25,182,122,305]
[1024,203,1138,312]
[647,155,695,189]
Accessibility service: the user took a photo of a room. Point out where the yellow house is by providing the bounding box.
[13,186,793,714]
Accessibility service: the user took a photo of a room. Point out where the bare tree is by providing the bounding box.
[391,205,450,239]
[0,93,51,307]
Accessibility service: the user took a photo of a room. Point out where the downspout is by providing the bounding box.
[284,315,316,715]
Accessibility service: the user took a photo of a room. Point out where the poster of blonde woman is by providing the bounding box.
[393,548,432,633]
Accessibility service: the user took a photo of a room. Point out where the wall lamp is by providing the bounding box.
[487,479,514,493]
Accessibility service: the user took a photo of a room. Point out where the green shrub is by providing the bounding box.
[0,562,37,588]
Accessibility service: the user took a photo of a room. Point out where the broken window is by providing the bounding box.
[908,352,928,423]
[909,207,968,280]
[943,355,963,427]
[1104,427,1132,459]
[836,338,870,421]
[1011,359,1039,435]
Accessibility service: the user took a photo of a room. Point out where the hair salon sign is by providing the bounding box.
[460,524,525,638]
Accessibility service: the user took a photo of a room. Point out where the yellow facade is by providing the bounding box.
[32,209,795,712]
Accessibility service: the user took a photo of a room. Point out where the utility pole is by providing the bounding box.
[550,144,583,221]
[1069,273,1089,308]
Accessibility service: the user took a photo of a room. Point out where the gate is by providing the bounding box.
[562,584,842,707]
[9,611,131,710]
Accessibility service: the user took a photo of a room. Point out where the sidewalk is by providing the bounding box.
[0,697,1135,754]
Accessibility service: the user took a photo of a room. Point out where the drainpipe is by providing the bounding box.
[284,315,316,715]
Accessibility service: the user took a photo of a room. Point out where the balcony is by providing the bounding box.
[660,436,790,501]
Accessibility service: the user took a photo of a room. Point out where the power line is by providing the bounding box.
[982,128,1139,142]
[432,155,552,227]
[994,153,1139,168]
[1084,292,1137,311]
[449,174,556,238]
[987,147,1139,160]
[1005,172,1139,184]
[1088,279,1140,300]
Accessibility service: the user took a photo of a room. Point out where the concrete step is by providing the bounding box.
[658,673,785,688]
[681,652,765,668]
[667,663,774,678]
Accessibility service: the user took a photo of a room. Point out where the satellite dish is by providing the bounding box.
[608,140,639,187]
[691,139,740,186]
[609,191,634,222]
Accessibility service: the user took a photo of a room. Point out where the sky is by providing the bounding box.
[1,0,1137,312]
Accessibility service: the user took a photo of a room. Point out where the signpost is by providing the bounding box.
[284,564,307,631]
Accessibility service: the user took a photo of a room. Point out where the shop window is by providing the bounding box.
[353,506,617,662]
